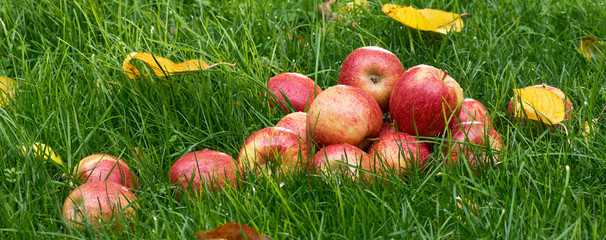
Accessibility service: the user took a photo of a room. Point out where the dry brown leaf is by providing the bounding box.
[578,36,605,59]
[195,222,270,240]
[122,52,235,79]
[512,87,566,125]
[382,4,466,34]
[0,76,16,107]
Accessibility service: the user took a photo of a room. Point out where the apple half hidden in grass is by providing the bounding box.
[169,149,237,195]
[389,64,464,138]
[237,127,308,175]
[267,73,323,113]
[74,154,139,190]
[313,143,374,182]
[62,181,138,231]
[337,46,406,112]
[367,132,431,177]
[446,121,503,168]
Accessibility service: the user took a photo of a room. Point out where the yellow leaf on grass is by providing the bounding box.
[513,87,565,125]
[0,76,17,107]
[122,52,235,79]
[578,36,605,59]
[340,0,368,13]
[382,4,466,34]
[582,118,599,140]
[20,142,64,167]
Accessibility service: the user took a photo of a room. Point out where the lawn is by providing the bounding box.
[1,0,606,239]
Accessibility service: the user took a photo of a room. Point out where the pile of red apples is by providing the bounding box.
[63,46,550,231]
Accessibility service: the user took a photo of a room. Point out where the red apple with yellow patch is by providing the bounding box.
[390,64,464,137]
[267,73,323,112]
[307,85,382,147]
[337,46,405,112]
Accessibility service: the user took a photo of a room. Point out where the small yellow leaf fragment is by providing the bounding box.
[122,52,235,79]
[578,36,605,59]
[20,142,64,167]
[582,118,599,140]
[382,4,466,34]
[0,76,17,107]
[512,87,566,125]
[340,0,368,13]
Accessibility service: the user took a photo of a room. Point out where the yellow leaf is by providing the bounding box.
[582,118,598,140]
[0,76,17,107]
[578,36,605,59]
[382,4,466,34]
[340,0,368,13]
[20,142,64,167]
[512,87,566,125]
[122,52,235,79]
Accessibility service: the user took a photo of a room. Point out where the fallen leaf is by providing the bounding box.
[340,0,369,13]
[195,222,270,240]
[382,4,467,34]
[0,76,16,107]
[578,36,605,59]
[122,52,236,79]
[20,142,64,167]
[582,118,599,140]
[512,87,565,125]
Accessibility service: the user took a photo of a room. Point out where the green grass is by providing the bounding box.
[1,0,606,238]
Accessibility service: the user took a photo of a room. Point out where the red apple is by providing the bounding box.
[313,143,373,181]
[74,154,138,190]
[276,111,307,143]
[337,46,406,112]
[307,85,383,147]
[237,127,308,174]
[62,181,138,230]
[169,149,237,194]
[446,121,503,168]
[367,132,430,176]
[454,98,493,128]
[379,123,397,137]
[267,72,323,112]
[507,84,574,121]
[389,64,464,137]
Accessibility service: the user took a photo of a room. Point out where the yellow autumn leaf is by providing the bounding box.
[382,4,466,34]
[340,0,368,13]
[578,36,605,59]
[512,87,566,125]
[20,142,64,167]
[582,118,598,140]
[0,76,17,107]
[122,52,235,79]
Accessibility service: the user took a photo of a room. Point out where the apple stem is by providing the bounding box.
[441,71,449,81]
[370,75,380,83]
